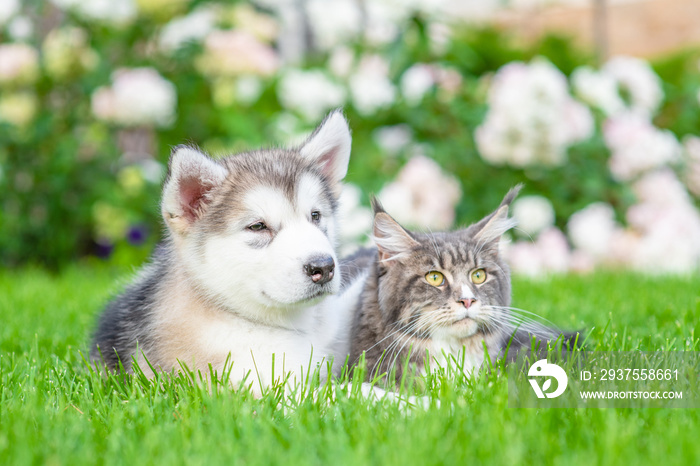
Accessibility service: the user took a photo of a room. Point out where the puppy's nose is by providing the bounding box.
[458,298,476,309]
[303,255,335,285]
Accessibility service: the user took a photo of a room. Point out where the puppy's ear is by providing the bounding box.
[161,146,228,235]
[299,109,351,195]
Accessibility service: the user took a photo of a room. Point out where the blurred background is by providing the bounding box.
[1,0,700,276]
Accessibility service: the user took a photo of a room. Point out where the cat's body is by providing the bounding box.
[348,187,575,382]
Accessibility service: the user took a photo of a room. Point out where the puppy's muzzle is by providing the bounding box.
[303,255,335,285]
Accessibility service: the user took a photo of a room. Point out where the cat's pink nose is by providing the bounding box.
[459,298,476,309]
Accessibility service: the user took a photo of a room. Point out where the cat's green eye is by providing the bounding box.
[425,271,445,287]
[471,268,487,285]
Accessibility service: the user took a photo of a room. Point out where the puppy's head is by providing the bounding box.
[161,110,351,322]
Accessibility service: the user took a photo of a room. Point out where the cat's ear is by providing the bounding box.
[371,197,420,262]
[299,109,351,196]
[472,185,522,248]
[161,146,228,236]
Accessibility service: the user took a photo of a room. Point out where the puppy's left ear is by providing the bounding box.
[299,109,351,195]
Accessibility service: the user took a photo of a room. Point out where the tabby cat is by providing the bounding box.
[347,186,576,382]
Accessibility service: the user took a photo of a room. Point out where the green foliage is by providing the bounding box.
[2,2,700,268]
[1,267,699,464]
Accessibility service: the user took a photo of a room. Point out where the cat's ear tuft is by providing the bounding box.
[299,109,351,195]
[373,207,419,263]
[473,185,522,246]
[161,146,228,235]
[370,196,386,215]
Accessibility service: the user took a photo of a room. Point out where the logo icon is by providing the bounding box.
[528,359,568,399]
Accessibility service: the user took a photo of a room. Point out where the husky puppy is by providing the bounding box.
[92,111,367,391]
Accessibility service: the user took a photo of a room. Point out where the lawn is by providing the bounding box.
[1,266,699,465]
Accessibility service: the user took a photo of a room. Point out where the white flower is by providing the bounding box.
[50,0,137,26]
[235,76,264,106]
[567,202,620,259]
[158,8,216,52]
[373,124,413,156]
[277,69,346,122]
[603,56,663,118]
[400,64,435,106]
[378,155,461,230]
[348,55,396,116]
[306,0,362,51]
[564,99,595,142]
[363,0,412,45]
[328,47,355,78]
[8,16,33,41]
[476,58,593,167]
[604,112,680,181]
[571,66,626,116]
[91,68,177,128]
[512,195,555,237]
[0,43,38,85]
[427,21,451,54]
[0,0,19,26]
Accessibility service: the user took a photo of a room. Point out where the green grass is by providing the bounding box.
[1,266,699,465]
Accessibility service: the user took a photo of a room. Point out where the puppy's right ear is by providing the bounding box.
[299,109,351,196]
[161,146,228,235]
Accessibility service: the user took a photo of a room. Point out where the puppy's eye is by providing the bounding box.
[248,222,267,231]
[471,268,487,284]
[425,271,445,287]
[311,211,321,222]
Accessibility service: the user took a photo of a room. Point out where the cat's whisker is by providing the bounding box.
[487,260,509,280]
[387,318,443,373]
[481,309,553,330]
[484,305,561,330]
[361,316,421,358]
[370,316,429,376]
[482,310,553,329]
[483,314,558,339]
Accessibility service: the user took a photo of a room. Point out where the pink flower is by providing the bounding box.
[378,155,461,230]
[567,202,620,259]
[0,43,38,84]
[682,135,700,197]
[91,68,177,127]
[507,227,571,277]
[507,241,545,278]
[624,170,700,273]
[604,113,680,181]
[196,30,279,77]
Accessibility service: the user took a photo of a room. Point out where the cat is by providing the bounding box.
[347,186,577,383]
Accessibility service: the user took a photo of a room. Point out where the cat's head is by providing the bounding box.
[370,186,521,343]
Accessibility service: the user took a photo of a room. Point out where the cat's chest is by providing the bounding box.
[425,334,500,375]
